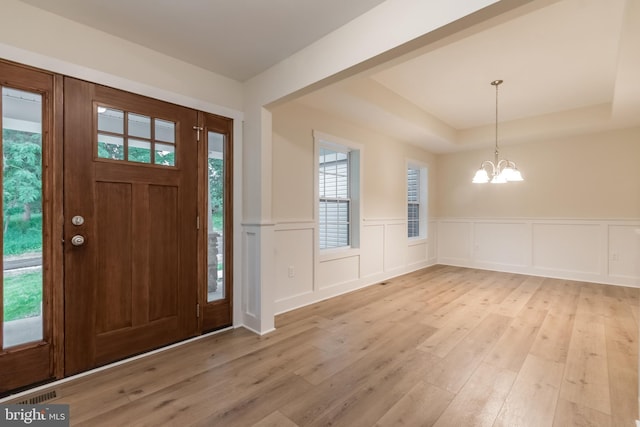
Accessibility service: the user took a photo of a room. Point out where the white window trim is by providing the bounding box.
[314,130,362,261]
[407,160,428,241]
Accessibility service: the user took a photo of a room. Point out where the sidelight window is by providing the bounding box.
[2,87,44,348]
[207,131,226,302]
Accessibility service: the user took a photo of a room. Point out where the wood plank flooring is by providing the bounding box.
[16,266,640,426]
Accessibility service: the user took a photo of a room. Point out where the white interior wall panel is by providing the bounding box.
[384,223,408,273]
[274,219,433,314]
[437,221,472,264]
[407,241,428,267]
[274,228,314,301]
[428,220,437,264]
[360,224,385,278]
[437,218,640,287]
[532,223,601,275]
[474,222,529,268]
[242,229,260,331]
[317,255,360,290]
[608,225,640,280]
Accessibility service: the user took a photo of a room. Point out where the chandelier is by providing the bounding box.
[472,80,523,184]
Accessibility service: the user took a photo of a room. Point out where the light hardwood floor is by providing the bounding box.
[18,266,640,426]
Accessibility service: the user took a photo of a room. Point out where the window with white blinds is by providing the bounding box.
[319,146,350,249]
[407,163,427,239]
[407,167,420,238]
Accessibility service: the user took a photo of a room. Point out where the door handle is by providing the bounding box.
[71,235,85,246]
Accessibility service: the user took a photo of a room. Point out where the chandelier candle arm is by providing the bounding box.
[472,79,524,184]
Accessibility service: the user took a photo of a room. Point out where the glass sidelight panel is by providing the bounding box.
[2,87,44,348]
[207,132,225,302]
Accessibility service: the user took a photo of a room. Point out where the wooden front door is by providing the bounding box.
[63,78,199,375]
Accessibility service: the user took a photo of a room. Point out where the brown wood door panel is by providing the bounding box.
[147,184,179,321]
[0,344,51,392]
[202,304,232,332]
[94,181,133,333]
[64,77,198,375]
[95,162,181,185]
[94,317,179,366]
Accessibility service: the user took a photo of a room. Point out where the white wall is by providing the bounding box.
[436,127,640,287]
[437,128,640,219]
[271,101,437,313]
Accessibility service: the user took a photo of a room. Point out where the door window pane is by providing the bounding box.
[155,144,175,166]
[98,107,124,134]
[207,132,225,302]
[128,113,151,139]
[128,139,151,164]
[155,119,175,143]
[2,87,44,348]
[98,134,125,160]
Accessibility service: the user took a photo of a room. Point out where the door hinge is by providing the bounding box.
[193,126,203,141]
[196,303,200,318]
[196,216,200,230]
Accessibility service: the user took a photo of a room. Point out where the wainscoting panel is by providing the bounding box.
[273,219,434,314]
[241,228,261,332]
[318,255,360,290]
[428,220,437,264]
[474,222,529,268]
[407,240,428,267]
[437,221,472,264]
[532,223,601,275]
[608,225,640,280]
[384,223,408,273]
[360,224,385,278]
[274,228,314,301]
[436,218,640,287]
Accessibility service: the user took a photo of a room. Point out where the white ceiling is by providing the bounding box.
[19,0,387,81]
[19,0,640,153]
[296,0,640,152]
